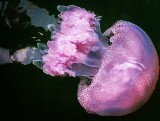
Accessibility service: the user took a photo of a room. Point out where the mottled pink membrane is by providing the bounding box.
[42,5,159,116]
[78,21,159,116]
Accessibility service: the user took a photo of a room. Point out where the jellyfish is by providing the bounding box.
[42,5,159,116]
[0,5,159,116]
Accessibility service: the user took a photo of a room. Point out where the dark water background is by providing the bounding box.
[0,0,160,121]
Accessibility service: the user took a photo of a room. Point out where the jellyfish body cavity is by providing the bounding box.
[77,20,159,116]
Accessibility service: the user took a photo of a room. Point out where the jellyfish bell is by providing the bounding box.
[77,20,159,116]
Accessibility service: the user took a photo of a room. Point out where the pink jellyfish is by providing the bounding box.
[42,5,159,116]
